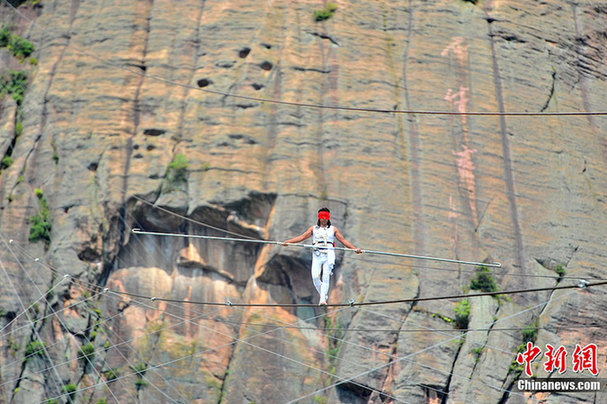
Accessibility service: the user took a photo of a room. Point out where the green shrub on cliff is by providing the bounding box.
[24,339,45,358]
[167,153,188,181]
[469,265,497,293]
[77,342,95,365]
[521,322,538,343]
[1,156,13,169]
[0,25,10,47]
[9,35,34,61]
[163,153,188,191]
[314,2,338,21]
[132,362,149,391]
[134,379,148,391]
[104,368,118,381]
[0,24,35,61]
[131,362,147,377]
[454,298,470,329]
[555,264,566,280]
[28,188,52,245]
[0,70,28,105]
[61,384,77,403]
[472,346,484,363]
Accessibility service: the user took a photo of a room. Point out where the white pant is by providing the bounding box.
[311,249,335,301]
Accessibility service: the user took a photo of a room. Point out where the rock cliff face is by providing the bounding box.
[0,0,606,403]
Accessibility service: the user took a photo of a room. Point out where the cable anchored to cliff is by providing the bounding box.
[107,275,606,308]
[131,228,502,268]
[130,197,593,282]
[4,0,603,119]
[8,231,603,310]
[66,42,607,117]
[0,233,597,404]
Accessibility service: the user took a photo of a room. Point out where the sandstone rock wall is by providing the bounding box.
[0,1,606,403]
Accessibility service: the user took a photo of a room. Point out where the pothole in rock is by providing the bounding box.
[238,47,251,58]
[197,78,212,88]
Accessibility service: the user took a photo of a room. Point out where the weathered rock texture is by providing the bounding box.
[0,0,606,403]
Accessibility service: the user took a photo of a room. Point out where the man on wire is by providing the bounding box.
[283,208,362,305]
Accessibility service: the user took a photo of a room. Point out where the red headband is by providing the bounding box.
[318,211,330,220]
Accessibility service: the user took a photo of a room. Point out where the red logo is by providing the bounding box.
[572,344,598,375]
[516,342,542,377]
[516,342,599,377]
[544,344,568,374]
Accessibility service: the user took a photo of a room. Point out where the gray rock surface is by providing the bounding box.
[0,0,606,403]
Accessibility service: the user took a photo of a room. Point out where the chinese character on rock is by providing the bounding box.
[544,344,568,374]
[516,342,542,377]
[572,343,599,375]
[443,86,469,115]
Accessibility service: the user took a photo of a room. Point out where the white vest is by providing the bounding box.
[313,225,335,248]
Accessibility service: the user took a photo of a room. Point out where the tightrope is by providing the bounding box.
[4,234,602,310]
[131,228,501,268]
